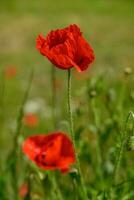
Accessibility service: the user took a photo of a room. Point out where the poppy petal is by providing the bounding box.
[36,24,95,72]
[22,132,76,173]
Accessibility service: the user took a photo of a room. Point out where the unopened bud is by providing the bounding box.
[89,90,97,98]
[69,168,78,179]
[69,168,78,174]
[124,67,132,75]
[127,136,134,151]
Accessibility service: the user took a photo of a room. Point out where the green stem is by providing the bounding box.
[113,111,134,184]
[67,69,88,199]
[51,173,63,200]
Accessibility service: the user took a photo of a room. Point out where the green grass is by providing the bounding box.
[0,0,134,199]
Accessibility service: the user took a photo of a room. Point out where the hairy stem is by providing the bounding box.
[67,69,88,199]
[51,172,63,200]
[113,111,134,184]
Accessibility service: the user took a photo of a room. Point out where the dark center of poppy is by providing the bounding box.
[76,57,84,65]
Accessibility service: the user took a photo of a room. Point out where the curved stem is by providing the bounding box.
[113,111,134,184]
[67,69,88,199]
[51,173,63,200]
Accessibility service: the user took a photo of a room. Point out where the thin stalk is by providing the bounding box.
[8,69,34,200]
[67,69,88,199]
[51,172,63,200]
[113,111,134,184]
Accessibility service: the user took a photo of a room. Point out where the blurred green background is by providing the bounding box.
[0,0,134,74]
[0,0,134,199]
[0,0,134,137]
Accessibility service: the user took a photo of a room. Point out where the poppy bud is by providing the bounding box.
[124,67,132,76]
[19,183,28,198]
[69,168,79,179]
[127,136,134,151]
[89,90,97,98]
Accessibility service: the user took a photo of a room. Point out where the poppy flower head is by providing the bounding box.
[36,24,95,72]
[22,132,76,173]
[19,183,28,198]
[23,113,38,128]
[4,66,17,79]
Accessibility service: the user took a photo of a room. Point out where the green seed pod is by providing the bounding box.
[127,136,134,151]
[124,67,132,75]
[89,90,97,98]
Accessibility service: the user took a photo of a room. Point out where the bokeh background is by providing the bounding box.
[0,0,134,74]
[0,0,134,199]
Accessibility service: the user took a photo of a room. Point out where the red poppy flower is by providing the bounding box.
[23,113,38,128]
[22,132,75,173]
[36,24,95,72]
[19,183,28,198]
[4,66,17,79]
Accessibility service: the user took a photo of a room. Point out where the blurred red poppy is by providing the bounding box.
[19,183,28,198]
[22,132,75,173]
[36,24,94,72]
[4,66,17,79]
[23,113,38,128]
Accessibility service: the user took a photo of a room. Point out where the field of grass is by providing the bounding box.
[0,0,134,199]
